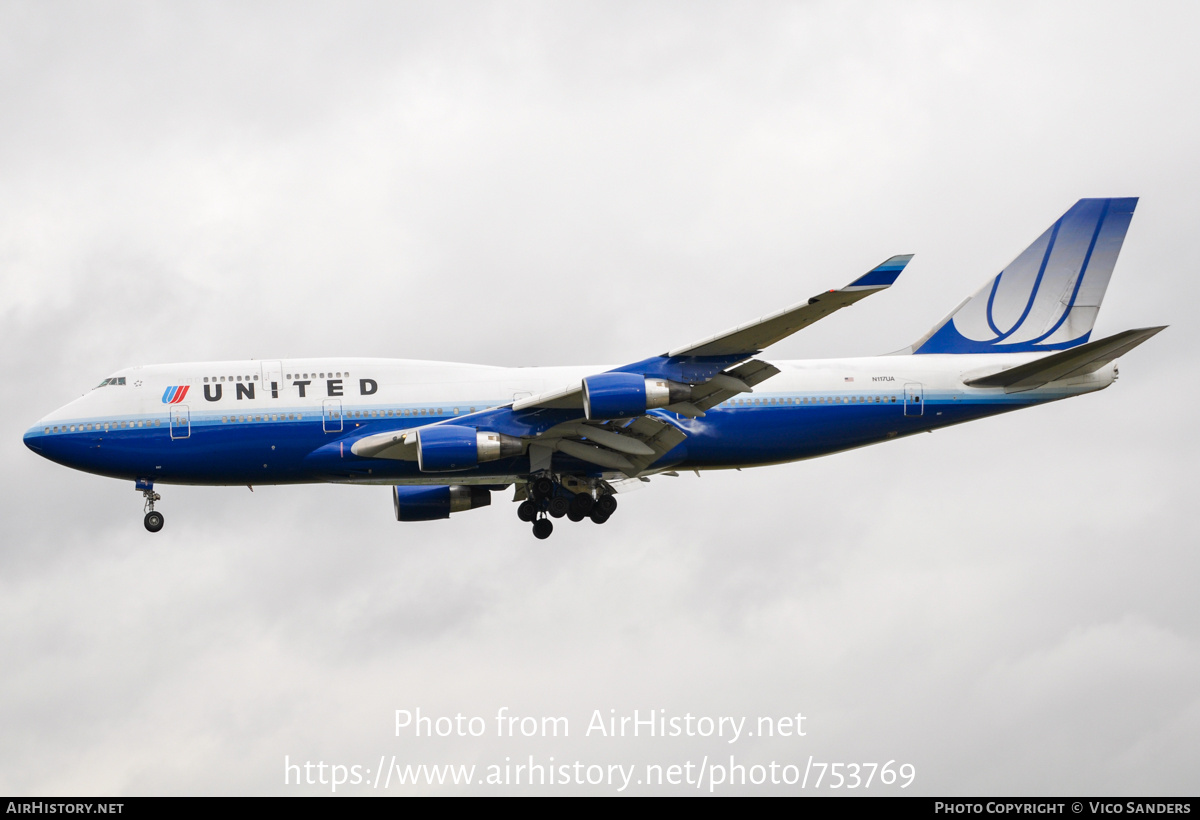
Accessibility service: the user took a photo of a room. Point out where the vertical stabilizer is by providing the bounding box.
[912,198,1137,354]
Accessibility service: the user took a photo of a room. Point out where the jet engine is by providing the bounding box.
[581,373,691,420]
[416,425,523,472]
[392,485,492,521]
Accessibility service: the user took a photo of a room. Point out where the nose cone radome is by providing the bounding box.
[24,423,46,455]
[24,419,84,469]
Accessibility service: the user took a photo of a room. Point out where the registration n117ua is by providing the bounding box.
[25,198,1163,539]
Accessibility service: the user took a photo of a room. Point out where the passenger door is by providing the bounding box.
[322,399,343,433]
[170,405,191,439]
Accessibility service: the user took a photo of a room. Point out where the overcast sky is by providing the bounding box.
[2,0,1197,795]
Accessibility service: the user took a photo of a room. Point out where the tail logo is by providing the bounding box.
[913,198,1137,355]
[161,386,190,404]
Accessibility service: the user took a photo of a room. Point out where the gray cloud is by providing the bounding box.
[1,0,1197,795]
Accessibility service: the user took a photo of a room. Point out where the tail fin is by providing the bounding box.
[912,198,1137,354]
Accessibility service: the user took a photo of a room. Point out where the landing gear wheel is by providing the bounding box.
[140,483,163,532]
[144,511,164,533]
[548,496,569,518]
[532,476,555,500]
[569,493,594,516]
[517,500,537,522]
[596,494,617,515]
[532,518,554,539]
[589,508,611,525]
[567,509,586,523]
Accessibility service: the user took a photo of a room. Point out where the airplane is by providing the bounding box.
[23,198,1164,539]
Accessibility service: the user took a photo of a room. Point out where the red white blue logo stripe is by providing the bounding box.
[161,386,190,404]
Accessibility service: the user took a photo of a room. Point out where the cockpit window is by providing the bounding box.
[94,377,127,389]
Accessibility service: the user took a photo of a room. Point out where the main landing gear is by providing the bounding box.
[139,480,164,533]
[517,475,619,539]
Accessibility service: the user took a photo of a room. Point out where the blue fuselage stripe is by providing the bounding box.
[23,393,1047,485]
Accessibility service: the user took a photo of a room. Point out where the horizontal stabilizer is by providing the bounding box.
[963,326,1165,392]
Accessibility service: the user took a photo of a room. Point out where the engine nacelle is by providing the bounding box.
[392,485,492,521]
[581,373,691,420]
[416,425,523,472]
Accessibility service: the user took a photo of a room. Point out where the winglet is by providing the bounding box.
[846,254,913,290]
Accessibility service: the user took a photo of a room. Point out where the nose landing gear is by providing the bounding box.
[138,480,164,533]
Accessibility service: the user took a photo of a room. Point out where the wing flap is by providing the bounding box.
[546,422,656,455]
[550,439,637,473]
[534,414,687,477]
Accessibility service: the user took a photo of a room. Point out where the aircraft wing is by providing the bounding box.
[512,255,912,414]
[350,357,780,474]
[667,254,913,357]
[350,255,910,476]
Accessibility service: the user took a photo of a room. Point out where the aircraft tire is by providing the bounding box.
[588,509,610,525]
[532,477,555,500]
[532,518,553,539]
[567,509,586,522]
[144,511,164,533]
[548,497,569,518]
[596,494,617,515]
[569,493,594,516]
[517,500,537,522]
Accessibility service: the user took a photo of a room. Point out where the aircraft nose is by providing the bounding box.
[24,424,46,454]
[23,419,92,471]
